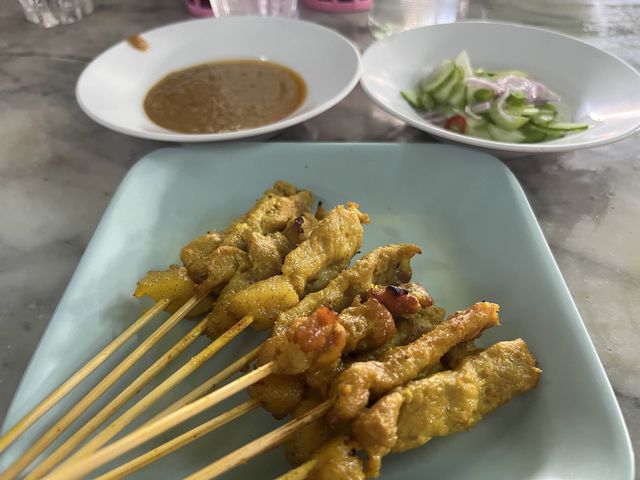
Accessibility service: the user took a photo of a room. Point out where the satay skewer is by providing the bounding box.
[42,362,278,480]
[142,346,260,426]
[72,349,260,480]
[95,399,260,480]
[41,203,366,476]
[0,296,203,480]
[25,317,208,479]
[185,401,333,480]
[1,181,316,478]
[34,315,254,478]
[0,298,169,455]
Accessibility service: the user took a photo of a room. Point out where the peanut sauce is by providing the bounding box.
[127,35,149,52]
[144,59,306,134]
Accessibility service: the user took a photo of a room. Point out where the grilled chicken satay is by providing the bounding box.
[248,301,395,420]
[135,181,313,315]
[272,244,423,337]
[330,302,501,421]
[248,245,423,418]
[201,230,304,338]
[290,435,366,480]
[265,282,435,377]
[194,182,314,294]
[352,339,541,476]
[206,203,369,337]
[253,285,445,424]
[284,339,540,479]
[280,293,447,463]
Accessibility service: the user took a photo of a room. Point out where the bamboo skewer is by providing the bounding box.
[43,362,277,480]
[143,346,260,427]
[184,401,333,480]
[25,318,209,480]
[275,459,318,480]
[0,296,202,480]
[51,315,255,473]
[0,299,169,455]
[94,399,260,480]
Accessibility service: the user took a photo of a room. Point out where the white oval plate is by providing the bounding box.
[361,22,640,154]
[76,17,361,142]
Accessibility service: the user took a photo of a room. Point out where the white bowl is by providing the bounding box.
[361,21,640,154]
[76,17,361,142]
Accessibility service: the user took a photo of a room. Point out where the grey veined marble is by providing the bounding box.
[0,0,639,474]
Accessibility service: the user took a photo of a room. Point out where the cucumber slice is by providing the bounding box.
[467,124,492,139]
[506,90,525,107]
[419,90,435,111]
[487,124,526,143]
[454,50,473,77]
[521,124,548,143]
[489,99,529,131]
[545,121,589,131]
[507,106,540,117]
[525,124,566,140]
[540,102,558,113]
[448,81,466,109]
[401,90,421,109]
[432,67,462,105]
[473,88,493,102]
[531,112,556,126]
[420,60,455,93]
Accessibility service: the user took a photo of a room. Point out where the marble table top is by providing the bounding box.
[0,0,638,474]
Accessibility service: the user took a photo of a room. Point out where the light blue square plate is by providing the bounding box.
[1,143,633,479]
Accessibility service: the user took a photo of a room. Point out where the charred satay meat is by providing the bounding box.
[189,181,312,282]
[206,203,369,337]
[330,302,501,421]
[135,181,313,314]
[249,301,393,420]
[352,339,541,476]
[272,244,422,337]
[250,278,437,419]
[201,231,297,339]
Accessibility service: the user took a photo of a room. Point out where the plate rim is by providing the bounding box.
[75,17,363,142]
[361,20,640,153]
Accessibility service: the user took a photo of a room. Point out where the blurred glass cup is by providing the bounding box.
[19,0,94,28]
[369,0,468,39]
[210,0,298,17]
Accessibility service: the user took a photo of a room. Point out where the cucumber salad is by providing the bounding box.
[401,51,589,143]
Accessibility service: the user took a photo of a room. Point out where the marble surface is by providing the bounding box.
[0,0,638,474]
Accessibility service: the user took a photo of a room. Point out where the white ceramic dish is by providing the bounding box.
[361,21,640,154]
[1,144,633,479]
[76,17,361,142]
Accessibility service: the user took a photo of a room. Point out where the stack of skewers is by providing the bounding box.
[0,181,541,479]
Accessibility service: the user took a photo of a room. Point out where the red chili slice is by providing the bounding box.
[444,115,467,134]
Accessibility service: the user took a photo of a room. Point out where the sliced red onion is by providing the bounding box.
[421,111,447,123]
[469,101,491,114]
[495,75,561,104]
[464,76,505,94]
[464,105,482,120]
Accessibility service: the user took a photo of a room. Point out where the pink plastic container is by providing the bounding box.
[184,0,213,17]
[301,0,371,13]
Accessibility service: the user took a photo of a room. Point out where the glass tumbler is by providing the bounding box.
[19,0,94,28]
[369,0,468,39]
[210,0,298,17]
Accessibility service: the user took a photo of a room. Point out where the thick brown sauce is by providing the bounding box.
[127,35,149,52]
[144,59,306,134]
